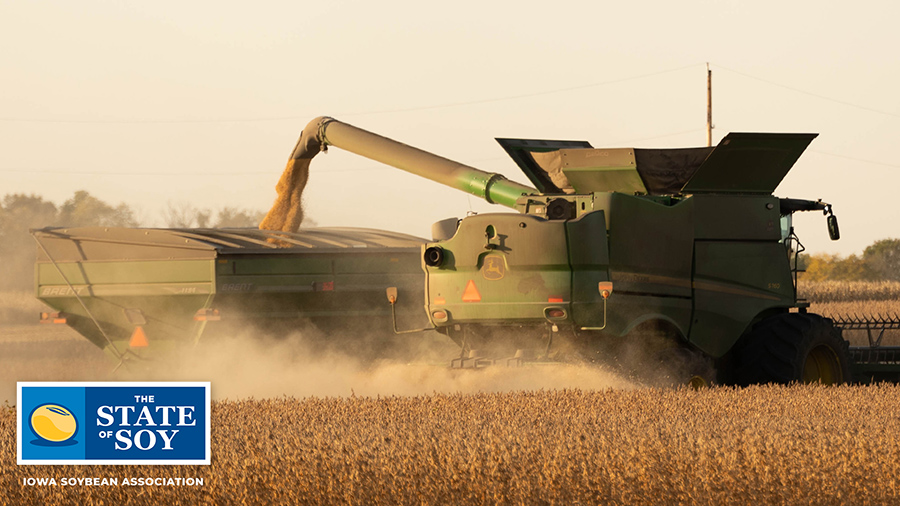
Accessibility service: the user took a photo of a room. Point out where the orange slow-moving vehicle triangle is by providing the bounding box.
[129,326,149,347]
[462,280,482,302]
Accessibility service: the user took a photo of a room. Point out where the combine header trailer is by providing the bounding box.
[33,116,900,384]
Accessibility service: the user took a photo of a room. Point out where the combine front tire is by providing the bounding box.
[734,313,851,385]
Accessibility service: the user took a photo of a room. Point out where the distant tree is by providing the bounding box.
[162,202,268,228]
[0,192,140,291]
[0,194,60,290]
[58,190,138,227]
[213,207,266,228]
[161,201,211,228]
[863,238,900,282]
[0,194,58,241]
[802,253,875,282]
[796,253,811,272]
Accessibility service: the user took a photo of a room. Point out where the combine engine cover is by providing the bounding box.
[423,213,573,354]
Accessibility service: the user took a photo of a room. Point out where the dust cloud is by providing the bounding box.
[0,330,110,404]
[116,328,636,400]
[1,306,639,403]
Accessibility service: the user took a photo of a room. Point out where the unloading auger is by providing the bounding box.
[259,116,536,236]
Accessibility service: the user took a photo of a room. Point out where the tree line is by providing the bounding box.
[0,191,265,291]
[799,239,900,282]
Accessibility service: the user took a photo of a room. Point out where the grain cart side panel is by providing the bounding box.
[34,227,218,357]
[424,213,570,324]
[36,259,215,352]
[34,226,428,360]
[566,210,610,328]
[213,248,427,334]
[606,193,693,337]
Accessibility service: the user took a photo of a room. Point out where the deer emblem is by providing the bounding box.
[482,256,505,280]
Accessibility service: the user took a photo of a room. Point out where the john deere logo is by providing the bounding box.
[482,256,505,281]
[30,404,78,445]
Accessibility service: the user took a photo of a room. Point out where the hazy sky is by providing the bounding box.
[3,0,898,255]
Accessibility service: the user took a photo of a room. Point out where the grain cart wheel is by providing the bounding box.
[734,313,851,386]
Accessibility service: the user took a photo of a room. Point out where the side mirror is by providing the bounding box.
[827,214,840,241]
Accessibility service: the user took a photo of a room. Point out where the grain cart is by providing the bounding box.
[280,116,900,385]
[33,227,431,366]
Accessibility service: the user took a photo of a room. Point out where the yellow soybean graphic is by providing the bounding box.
[30,404,77,442]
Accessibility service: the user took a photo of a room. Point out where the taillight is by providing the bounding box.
[544,307,567,320]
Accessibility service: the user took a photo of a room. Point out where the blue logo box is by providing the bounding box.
[17,382,210,465]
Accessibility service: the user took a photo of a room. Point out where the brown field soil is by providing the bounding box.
[2,385,899,505]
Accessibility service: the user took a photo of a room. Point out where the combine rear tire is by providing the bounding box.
[734,313,851,385]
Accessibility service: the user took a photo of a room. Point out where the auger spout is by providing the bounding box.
[260,116,536,234]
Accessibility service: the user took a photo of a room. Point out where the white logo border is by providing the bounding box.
[17,381,211,466]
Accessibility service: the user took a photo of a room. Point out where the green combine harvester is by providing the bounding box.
[34,117,900,384]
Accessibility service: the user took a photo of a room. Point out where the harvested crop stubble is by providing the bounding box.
[3,385,900,505]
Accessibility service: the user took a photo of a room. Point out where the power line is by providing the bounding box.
[713,64,900,120]
[5,146,898,178]
[611,128,707,146]
[0,126,712,177]
[809,149,900,169]
[0,64,701,125]
[338,64,702,117]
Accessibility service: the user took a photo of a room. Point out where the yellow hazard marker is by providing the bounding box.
[129,326,149,347]
[462,280,482,302]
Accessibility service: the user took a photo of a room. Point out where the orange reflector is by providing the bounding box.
[548,297,564,303]
[40,312,67,324]
[194,309,221,322]
[432,310,448,322]
[462,280,481,302]
[129,326,149,348]
[434,297,446,305]
[599,281,613,299]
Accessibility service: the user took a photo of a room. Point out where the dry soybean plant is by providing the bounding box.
[3,385,900,505]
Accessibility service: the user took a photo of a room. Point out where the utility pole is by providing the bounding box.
[706,63,713,147]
